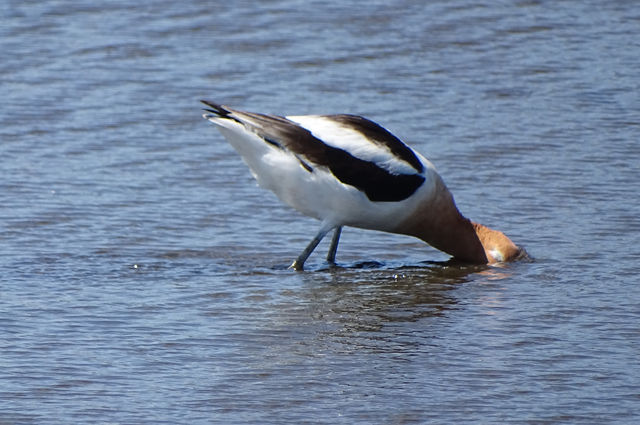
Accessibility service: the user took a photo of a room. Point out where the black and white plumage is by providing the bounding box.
[201,100,522,269]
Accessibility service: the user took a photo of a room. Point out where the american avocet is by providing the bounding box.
[201,101,523,270]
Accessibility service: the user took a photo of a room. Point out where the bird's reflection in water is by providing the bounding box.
[285,260,509,354]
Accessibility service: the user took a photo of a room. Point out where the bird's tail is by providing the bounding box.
[201,100,233,119]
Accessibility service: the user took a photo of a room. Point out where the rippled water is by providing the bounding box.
[2,1,640,423]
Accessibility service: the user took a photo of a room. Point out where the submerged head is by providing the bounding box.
[472,222,526,263]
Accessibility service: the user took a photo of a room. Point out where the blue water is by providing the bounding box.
[2,1,639,423]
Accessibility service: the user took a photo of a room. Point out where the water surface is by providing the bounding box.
[2,1,639,423]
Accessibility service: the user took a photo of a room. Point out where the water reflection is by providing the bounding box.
[231,260,521,404]
[283,262,494,354]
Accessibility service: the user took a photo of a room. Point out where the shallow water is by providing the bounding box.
[2,1,640,423]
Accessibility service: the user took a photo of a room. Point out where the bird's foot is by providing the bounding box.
[288,260,304,271]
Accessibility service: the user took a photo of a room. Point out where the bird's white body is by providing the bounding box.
[212,113,439,233]
[202,101,523,268]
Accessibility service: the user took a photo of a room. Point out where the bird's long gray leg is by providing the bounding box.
[326,226,342,264]
[289,226,333,271]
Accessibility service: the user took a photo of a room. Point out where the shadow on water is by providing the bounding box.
[269,260,518,354]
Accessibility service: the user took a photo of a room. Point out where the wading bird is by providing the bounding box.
[202,101,523,270]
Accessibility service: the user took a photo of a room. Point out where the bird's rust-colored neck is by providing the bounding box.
[397,177,521,264]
